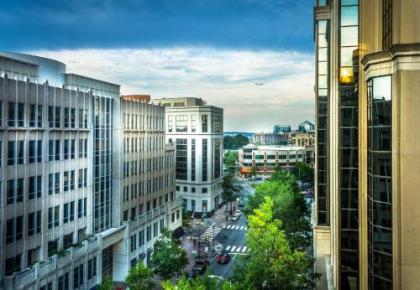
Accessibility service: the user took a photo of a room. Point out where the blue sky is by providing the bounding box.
[1,0,315,131]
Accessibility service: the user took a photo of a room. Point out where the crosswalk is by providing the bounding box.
[200,226,223,241]
[221,224,247,231]
[224,245,250,254]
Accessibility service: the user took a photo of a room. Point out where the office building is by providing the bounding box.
[313,1,420,289]
[0,52,181,289]
[252,132,288,145]
[273,124,291,134]
[238,143,313,177]
[152,98,224,216]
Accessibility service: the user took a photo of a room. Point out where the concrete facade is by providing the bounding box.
[0,53,181,290]
[152,98,224,216]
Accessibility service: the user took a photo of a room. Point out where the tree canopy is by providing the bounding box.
[162,274,239,290]
[223,134,249,150]
[234,197,314,290]
[245,170,311,250]
[150,229,189,279]
[125,261,155,290]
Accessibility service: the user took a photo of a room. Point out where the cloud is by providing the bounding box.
[30,47,314,132]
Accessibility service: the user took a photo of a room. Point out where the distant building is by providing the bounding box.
[238,144,313,177]
[273,124,291,134]
[288,130,315,148]
[252,132,288,145]
[298,120,315,132]
[223,131,254,141]
[152,97,224,216]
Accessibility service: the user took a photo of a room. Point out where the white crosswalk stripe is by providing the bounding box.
[224,244,251,254]
[200,226,223,241]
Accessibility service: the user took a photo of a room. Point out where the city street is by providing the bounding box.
[209,215,248,277]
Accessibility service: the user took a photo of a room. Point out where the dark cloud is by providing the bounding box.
[1,0,313,51]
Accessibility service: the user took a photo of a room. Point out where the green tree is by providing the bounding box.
[245,170,310,250]
[291,162,314,184]
[222,173,241,215]
[98,276,113,290]
[223,134,249,150]
[234,197,314,290]
[150,229,188,279]
[224,150,238,173]
[125,261,155,290]
[250,166,257,177]
[162,274,239,290]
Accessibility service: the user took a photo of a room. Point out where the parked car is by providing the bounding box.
[235,209,242,216]
[192,259,209,275]
[231,214,239,221]
[216,252,231,264]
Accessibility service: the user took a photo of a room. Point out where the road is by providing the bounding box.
[209,215,248,277]
[208,178,254,278]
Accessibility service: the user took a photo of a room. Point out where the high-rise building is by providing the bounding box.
[0,53,181,289]
[152,97,224,216]
[313,1,420,289]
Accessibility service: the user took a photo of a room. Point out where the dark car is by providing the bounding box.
[216,252,231,264]
[192,259,209,275]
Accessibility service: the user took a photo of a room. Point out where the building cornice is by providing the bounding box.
[361,43,420,80]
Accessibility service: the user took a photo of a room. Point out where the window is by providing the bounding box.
[214,139,221,179]
[8,102,24,127]
[64,139,69,159]
[29,140,42,163]
[64,108,70,128]
[382,0,393,50]
[191,139,196,181]
[49,139,60,161]
[48,239,58,256]
[175,115,188,132]
[7,178,23,204]
[146,226,151,241]
[28,210,41,236]
[201,115,208,132]
[29,104,42,127]
[176,139,188,180]
[131,235,137,252]
[58,273,70,290]
[202,139,208,181]
[139,230,145,246]
[70,140,75,159]
[88,257,97,279]
[5,255,21,276]
[7,140,24,165]
[28,175,42,199]
[73,264,84,288]
[63,233,73,249]
[70,108,76,128]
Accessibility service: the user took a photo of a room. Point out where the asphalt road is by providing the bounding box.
[209,214,248,278]
[208,178,254,278]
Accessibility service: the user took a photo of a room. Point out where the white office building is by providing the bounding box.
[0,53,181,290]
[152,98,223,216]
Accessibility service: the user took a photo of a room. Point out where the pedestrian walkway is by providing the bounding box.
[224,244,250,254]
[200,226,223,241]
[221,224,247,231]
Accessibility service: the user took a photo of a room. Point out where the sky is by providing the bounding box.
[1,0,315,132]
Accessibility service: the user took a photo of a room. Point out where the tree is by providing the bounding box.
[250,166,257,177]
[125,261,155,290]
[150,229,188,279]
[245,170,311,250]
[222,173,241,215]
[161,274,239,290]
[98,276,113,290]
[224,150,238,173]
[234,197,314,290]
[291,162,314,184]
[223,134,249,150]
